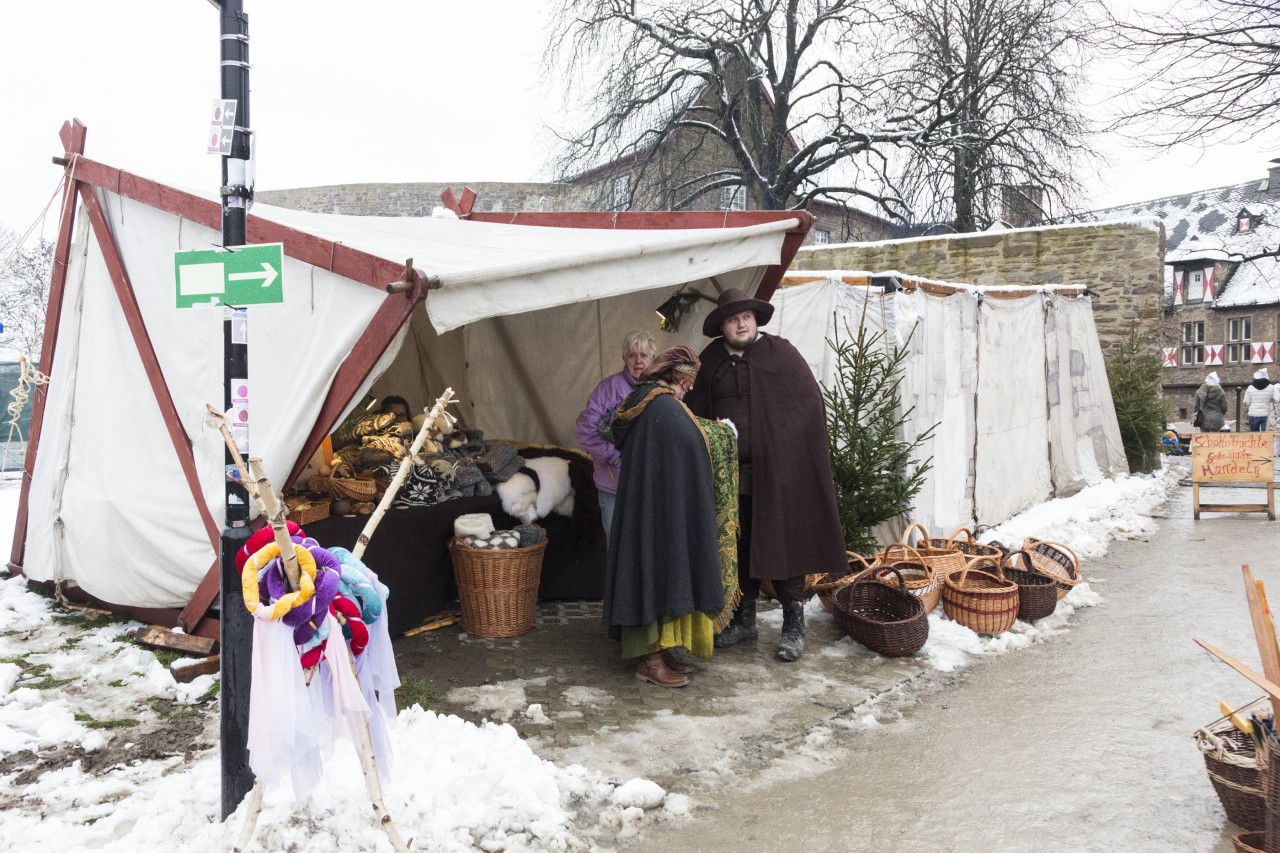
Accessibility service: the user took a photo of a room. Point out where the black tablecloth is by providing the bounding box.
[305,495,605,636]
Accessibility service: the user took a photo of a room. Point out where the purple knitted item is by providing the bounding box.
[263,546,341,628]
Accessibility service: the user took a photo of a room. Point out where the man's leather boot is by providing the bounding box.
[776,600,805,662]
[714,598,758,648]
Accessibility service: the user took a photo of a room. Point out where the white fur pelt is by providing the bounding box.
[495,456,575,524]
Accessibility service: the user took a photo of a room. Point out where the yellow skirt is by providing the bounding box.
[621,612,715,661]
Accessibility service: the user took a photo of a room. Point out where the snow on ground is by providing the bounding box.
[0,464,1179,851]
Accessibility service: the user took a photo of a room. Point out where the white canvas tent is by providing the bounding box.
[11,121,812,636]
[762,272,1129,534]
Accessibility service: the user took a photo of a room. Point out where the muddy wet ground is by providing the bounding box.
[394,471,1276,851]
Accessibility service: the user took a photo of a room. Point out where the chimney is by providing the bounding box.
[1268,158,1280,194]
[1001,185,1044,228]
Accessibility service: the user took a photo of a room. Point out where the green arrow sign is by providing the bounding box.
[174,243,284,309]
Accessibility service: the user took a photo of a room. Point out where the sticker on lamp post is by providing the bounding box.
[174,244,284,308]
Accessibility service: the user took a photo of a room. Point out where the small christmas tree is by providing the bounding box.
[822,318,935,555]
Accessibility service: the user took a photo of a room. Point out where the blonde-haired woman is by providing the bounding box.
[575,331,658,542]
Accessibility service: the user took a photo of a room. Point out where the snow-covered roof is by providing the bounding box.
[1076,176,1280,308]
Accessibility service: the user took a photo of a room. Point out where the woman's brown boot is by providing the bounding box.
[634,651,690,687]
[661,649,695,674]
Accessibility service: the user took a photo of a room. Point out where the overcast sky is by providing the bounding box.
[2,0,1275,237]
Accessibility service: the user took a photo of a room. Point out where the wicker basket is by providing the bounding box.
[832,568,928,657]
[308,474,331,495]
[943,527,1005,560]
[1233,831,1264,853]
[811,553,877,613]
[1197,718,1266,831]
[871,543,939,614]
[448,536,546,638]
[327,475,379,503]
[285,496,330,527]
[941,556,1019,634]
[1002,550,1058,622]
[1023,537,1081,601]
[901,522,969,579]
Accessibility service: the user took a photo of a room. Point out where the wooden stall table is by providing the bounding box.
[305,495,605,636]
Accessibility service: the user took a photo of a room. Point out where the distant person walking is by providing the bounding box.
[576,331,657,544]
[1194,371,1229,432]
[1243,368,1277,432]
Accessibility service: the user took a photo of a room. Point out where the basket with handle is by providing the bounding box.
[901,522,968,579]
[832,568,929,657]
[870,543,939,614]
[1001,550,1058,622]
[1196,714,1266,832]
[1233,831,1264,853]
[941,556,1019,635]
[811,553,877,614]
[448,536,547,638]
[1022,537,1081,601]
[943,527,1005,560]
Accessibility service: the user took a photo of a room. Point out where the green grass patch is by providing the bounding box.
[0,656,26,666]
[149,649,183,669]
[146,696,201,722]
[51,610,132,630]
[108,679,125,688]
[74,713,140,730]
[60,637,83,651]
[395,678,442,710]
[16,663,73,688]
[197,681,221,704]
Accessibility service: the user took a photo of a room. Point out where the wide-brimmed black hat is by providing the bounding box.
[702,287,774,338]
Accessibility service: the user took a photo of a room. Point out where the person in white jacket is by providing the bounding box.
[1243,368,1279,431]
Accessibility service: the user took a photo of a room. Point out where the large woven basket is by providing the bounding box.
[901,522,969,579]
[449,536,547,638]
[1233,831,1264,853]
[326,475,379,503]
[1002,550,1058,622]
[1196,718,1266,831]
[811,553,877,614]
[943,527,1005,560]
[871,543,939,614]
[941,556,1019,634]
[1023,537,1081,601]
[832,568,928,657]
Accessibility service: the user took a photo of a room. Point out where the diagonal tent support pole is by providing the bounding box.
[352,387,456,559]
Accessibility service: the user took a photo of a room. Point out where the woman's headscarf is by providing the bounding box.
[641,345,701,382]
[1205,371,1220,387]
[1255,368,1270,382]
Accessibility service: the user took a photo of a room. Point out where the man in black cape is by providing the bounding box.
[685,288,846,661]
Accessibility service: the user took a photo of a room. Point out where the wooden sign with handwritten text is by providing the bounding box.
[1192,432,1275,483]
[1190,432,1276,520]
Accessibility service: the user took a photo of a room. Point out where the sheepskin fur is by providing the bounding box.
[495,456,574,524]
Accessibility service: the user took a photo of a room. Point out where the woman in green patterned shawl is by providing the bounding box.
[603,345,739,688]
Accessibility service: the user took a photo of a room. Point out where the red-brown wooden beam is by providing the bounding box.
[68,156,405,292]
[285,275,429,489]
[178,556,223,635]
[9,120,87,575]
[79,183,222,553]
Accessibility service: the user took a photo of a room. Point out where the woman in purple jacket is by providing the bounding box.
[576,331,657,542]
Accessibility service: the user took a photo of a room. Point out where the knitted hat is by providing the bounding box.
[1205,371,1221,386]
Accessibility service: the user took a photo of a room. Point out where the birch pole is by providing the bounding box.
[206,405,301,589]
[352,387,456,559]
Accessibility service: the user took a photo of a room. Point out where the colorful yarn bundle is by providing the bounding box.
[236,522,304,572]
[241,542,318,622]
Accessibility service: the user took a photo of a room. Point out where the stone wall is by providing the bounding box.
[789,219,1167,359]
[256,181,593,217]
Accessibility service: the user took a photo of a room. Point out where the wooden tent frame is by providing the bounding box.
[8,119,813,640]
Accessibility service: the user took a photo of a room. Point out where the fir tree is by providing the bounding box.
[822,318,936,556]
